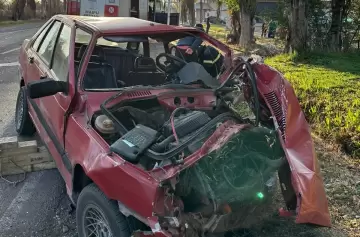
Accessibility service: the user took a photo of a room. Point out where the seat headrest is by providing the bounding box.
[134,57,157,72]
[77,45,105,60]
[89,55,106,63]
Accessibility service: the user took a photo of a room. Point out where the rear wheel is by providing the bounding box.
[15,87,36,136]
[76,183,131,237]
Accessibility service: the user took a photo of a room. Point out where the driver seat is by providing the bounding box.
[126,57,165,86]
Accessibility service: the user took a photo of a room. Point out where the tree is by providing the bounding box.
[216,0,223,19]
[238,0,256,48]
[224,0,240,43]
[326,0,354,51]
[27,0,36,18]
[327,0,346,50]
[281,0,308,53]
[185,0,196,25]
[180,0,188,24]
[12,0,26,20]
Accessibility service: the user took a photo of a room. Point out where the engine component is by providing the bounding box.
[95,114,116,134]
[110,124,158,163]
[162,111,211,138]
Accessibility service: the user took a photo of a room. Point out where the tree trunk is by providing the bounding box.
[12,0,26,20]
[216,2,221,19]
[230,10,241,43]
[185,0,195,26]
[181,2,188,24]
[41,0,45,18]
[288,0,307,53]
[27,0,36,18]
[327,0,345,51]
[239,7,251,48]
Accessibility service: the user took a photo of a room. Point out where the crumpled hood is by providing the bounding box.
[252,63,331,227]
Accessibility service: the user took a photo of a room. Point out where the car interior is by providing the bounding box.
[74,40,167,90]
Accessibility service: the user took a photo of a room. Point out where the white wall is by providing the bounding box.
[119,0,131,17]
[139,0,148,19]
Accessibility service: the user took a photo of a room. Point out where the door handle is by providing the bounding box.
[28,56,34,64]
[40,75,47,80]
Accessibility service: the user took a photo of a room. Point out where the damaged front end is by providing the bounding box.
[91,56,330,237]
[151,122,286,237]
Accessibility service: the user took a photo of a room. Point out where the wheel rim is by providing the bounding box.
[15,90,24,131]
[83,204,113,237]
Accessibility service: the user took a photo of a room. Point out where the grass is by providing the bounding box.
[206,23,284,56]
[0,19,43,27]
[265,52,360,157]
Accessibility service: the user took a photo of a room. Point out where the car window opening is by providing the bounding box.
[74,33,226,91]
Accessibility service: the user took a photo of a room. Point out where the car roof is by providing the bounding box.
[59,15,198,35]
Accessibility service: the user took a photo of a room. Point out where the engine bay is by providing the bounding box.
[91,57,275,171]
[92,95,238,170]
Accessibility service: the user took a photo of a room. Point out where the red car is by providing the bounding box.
[16,15,331,237]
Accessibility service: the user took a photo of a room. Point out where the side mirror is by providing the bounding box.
[27,78,67,99]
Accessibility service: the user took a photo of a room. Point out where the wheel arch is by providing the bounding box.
[20,78,25,87]
[72,163,94,204]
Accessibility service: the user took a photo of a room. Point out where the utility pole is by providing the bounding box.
[167,0,171,24]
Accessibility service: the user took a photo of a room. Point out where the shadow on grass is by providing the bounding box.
[292,51,360,77]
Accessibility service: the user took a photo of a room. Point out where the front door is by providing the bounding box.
[25,18,75,178]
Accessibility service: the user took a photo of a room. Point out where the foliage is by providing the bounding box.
[265,52,360,156]
[216,0,223,19]
[224,0,239,13]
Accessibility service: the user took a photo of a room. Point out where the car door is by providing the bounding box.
[25,18,75,178]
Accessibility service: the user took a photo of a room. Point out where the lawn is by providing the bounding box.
[265,52,360,157]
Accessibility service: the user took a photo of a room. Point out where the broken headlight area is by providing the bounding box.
[155,126,285,235]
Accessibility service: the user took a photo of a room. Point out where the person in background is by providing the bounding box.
[148,5,153,21]
[268,20,277,38]
[261,22,267,37]
[206,12,211,33]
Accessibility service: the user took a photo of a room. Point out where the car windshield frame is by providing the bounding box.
[77,30,230,93]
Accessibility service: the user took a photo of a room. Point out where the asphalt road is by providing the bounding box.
[0,23,77,237]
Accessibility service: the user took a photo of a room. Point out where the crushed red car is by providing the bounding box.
[16,15,331,237]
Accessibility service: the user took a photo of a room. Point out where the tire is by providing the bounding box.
[76,183,131,237]
[15,87,36,136]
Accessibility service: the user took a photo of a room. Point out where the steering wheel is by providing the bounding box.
[155,53,187,73]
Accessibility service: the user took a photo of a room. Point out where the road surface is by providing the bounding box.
[0,22,77,237]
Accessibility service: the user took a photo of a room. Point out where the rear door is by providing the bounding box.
[25,18,75,179]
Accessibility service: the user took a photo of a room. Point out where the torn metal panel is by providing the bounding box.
[253,63,331,227]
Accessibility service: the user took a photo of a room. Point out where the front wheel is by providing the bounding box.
[76,183,131,237]
[15,87,36,136]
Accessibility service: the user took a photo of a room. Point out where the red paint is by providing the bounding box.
[253,63,331,227]
[18,15,330,237]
